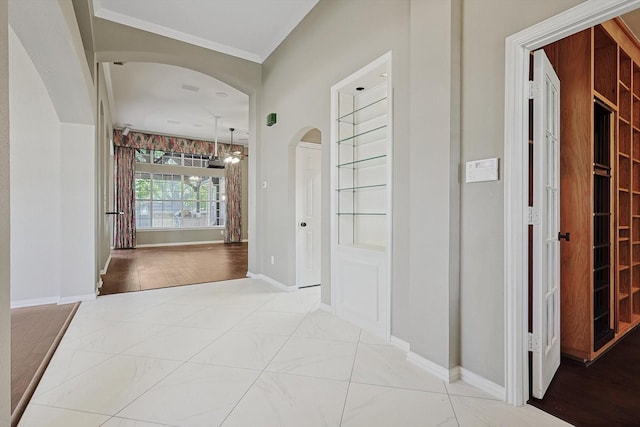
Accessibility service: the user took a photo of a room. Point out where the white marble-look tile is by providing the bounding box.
[117,363,259,427]
[61,317,111,342]
[359,330,391,346]
[293,310,361,342]
[176,305,256,330]
[221,372,348,427]
[231,311,305,336]
[125,303,207,325]
[60,321,167,354]
[33,348,114,397]
[266,336,357,381]
[257,289,320,314]
[341,382,458,427]
[33,355,181,415]
[352,343,447,394]
[101,418,174,427]
[191,331,289,369]
[122,325,225,361]
[18,404,110,427]
[450,395,573,427]
[445,379,501,400]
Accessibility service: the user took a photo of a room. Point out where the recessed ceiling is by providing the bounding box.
[92,0,319,63]
[108,62,249,143]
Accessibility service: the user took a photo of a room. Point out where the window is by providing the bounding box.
[134,152,226,229]
[135,149,210,167]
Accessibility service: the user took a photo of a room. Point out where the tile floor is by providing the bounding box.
[18,278,572,427]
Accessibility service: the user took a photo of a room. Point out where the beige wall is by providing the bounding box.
[261,0,586,386]
[0,0,9,421]
[261,0,412,339]
[92,17,261,271]
[460,0,583,384]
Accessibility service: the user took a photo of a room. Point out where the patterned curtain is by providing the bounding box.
[113,129,232,155]
[114,146,136,249]
[225,144,243,243]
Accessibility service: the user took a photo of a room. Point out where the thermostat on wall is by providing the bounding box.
[465,158,499,183]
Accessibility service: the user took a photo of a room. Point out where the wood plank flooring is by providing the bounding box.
[100,242,248,295]
[529,325,640,426]
[11,303,77,414]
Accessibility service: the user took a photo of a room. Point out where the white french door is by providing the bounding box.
[531,49,561,399]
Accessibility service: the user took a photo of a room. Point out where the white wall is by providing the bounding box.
[9,27,63,305]
[9,24,97,307]
[60,123,96,301]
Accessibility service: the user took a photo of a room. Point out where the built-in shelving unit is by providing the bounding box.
[336,82,388,250]
[331,53,392,339]
[552,19,640,362]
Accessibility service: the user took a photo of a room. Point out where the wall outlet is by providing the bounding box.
[220,230,224,235]
[271,256,275,265]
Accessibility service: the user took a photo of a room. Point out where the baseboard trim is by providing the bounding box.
[136,240,225,248]
[390,336,410,352]
[10,297,60,309]
[11,292,96,309]
[407,352,461,383]
[58,293,97,305]
[100,254,112,275]
[318,302,332,312]
[459,367,505,400]
[246,272,296,292]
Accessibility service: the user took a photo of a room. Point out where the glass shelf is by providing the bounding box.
[337,154,386,169]
[336,212,386,216]
[336,184,386,192]
[337,96,387,124]
[337,125,387,145]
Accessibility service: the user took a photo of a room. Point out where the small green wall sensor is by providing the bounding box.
[266,113,277,126]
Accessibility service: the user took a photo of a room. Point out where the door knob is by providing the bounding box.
[558,232,570,242]
[300,222,307,227]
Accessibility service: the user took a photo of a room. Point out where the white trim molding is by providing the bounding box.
[407,352,461,383]
[58,294,96,305]
[10,297,60,309]
[246,272,296,292]
[136,240,225,248]
[11,293,96,308]
[504,0,640,406]
[460,368,506,401]
[100,254,111,275]
[318,302,332,312]
[390,336,410,352]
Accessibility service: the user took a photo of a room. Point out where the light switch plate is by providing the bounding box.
[466,158,499,183]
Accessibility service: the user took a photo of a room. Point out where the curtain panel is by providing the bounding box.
[113,146,136,249]
[225,145,243,243]
[113,129,244,244]
[113,129,235,156]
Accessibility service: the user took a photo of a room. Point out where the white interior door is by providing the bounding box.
[531,49,561,399]
[296,143,321,287]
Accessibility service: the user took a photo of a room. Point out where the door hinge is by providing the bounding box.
[528,206,540,225]
[528,332,541,353]
[529,81,538,99]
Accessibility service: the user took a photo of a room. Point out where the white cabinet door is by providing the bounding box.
[532,49,561,399]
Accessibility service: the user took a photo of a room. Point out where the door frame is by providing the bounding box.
[504,0,640,406]
[295,140,322,287]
